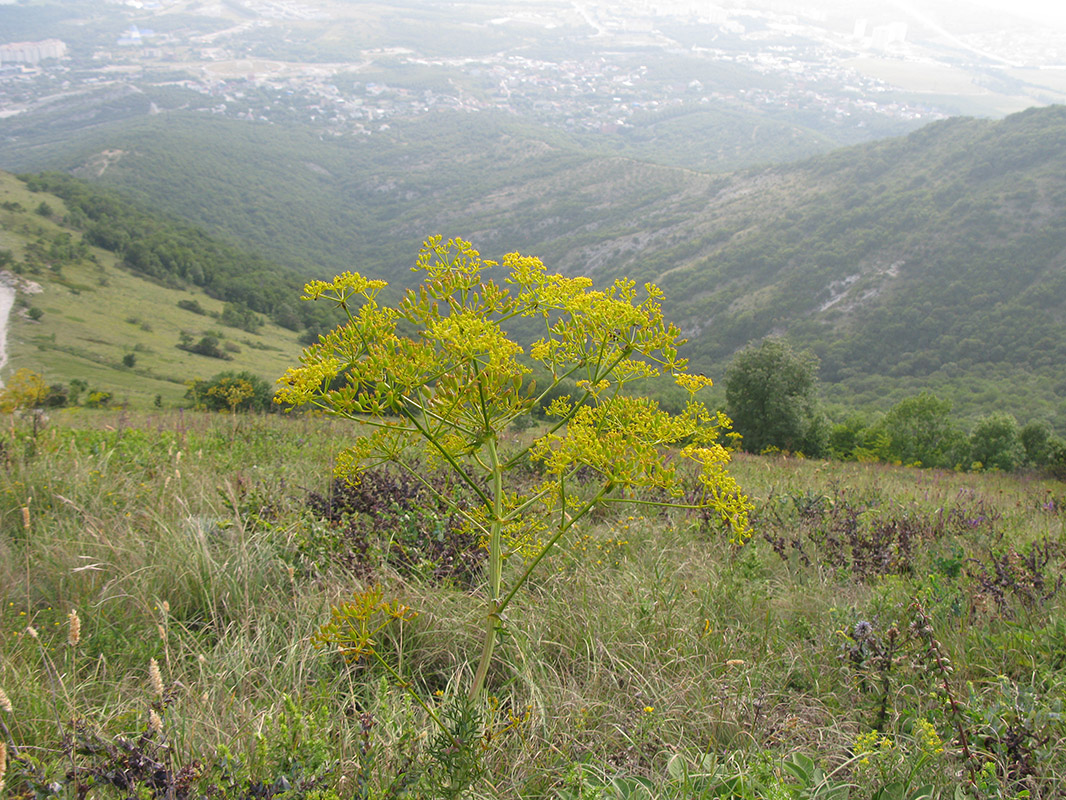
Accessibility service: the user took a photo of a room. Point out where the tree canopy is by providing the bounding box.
[725,338,827,456]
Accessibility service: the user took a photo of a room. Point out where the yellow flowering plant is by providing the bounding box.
[853,720,945,797]
[279,236,752,699]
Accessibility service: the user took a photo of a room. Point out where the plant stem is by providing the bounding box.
[496,482,610,619]
[469,435,504,700]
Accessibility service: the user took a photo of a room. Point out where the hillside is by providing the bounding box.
[0,171,307,406]
[645,106,1066,420]
[3,107,1066,423]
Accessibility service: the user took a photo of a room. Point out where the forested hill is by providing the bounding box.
[4,105,1066,421]
[639,105,1066,418]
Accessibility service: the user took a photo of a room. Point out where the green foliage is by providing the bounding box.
[179,333,230,360]
[970,412,1024,472]
[185,370,274,412]
[68,377,87,405]
[220,301,264,333]
[1019,420,1055,467]
[85,389,112,408]
[279,236,751,698]
[177,297,208,315]
[0,368,49,412]
[877,392,965,468]
[829,413,888,462]
[725,338,828,456]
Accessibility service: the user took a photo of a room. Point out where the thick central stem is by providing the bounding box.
[469,434,503,700]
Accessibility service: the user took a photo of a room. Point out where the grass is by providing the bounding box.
[0,410,1064,798]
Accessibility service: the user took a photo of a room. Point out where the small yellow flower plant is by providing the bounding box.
[279,236,752,699]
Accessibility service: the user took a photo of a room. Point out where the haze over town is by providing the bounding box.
[3,0,1066,166]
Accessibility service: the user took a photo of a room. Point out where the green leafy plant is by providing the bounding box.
[781,752,852,799]
[278,236,752,699]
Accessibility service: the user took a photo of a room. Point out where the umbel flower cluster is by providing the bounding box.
[278,236,752,697]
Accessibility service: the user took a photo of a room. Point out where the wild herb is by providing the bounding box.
[278,236,751,699]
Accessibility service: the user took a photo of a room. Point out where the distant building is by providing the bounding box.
[871,22,907,50]
[0,39,67,65]
[118,26,155,46]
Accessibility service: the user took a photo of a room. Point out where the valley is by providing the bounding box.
[3,2,1066,427]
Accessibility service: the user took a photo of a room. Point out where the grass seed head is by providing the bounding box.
[0,686,11,713]
[67,609,81,647]
[149,658,164,699]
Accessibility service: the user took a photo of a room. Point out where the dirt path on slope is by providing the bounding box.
[0,279,17,386]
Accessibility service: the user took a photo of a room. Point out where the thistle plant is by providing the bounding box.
[279,236,752,699]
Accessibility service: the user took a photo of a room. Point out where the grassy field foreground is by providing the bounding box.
[0,410,1064,799]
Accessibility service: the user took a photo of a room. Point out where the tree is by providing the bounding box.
[1019,419,1054,466]
[724,338,827,456]
[877,392,964,468]
[278,236,752,700]
[969,412,1024,471]
[43,384,69,408]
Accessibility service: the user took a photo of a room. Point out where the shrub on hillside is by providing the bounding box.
[220,301,264,333]
[185,371,274,412]
[178,333,231,360]
[177,298,208,315]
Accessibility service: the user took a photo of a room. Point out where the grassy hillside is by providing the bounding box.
[0,171,305,406]
[0,410,1063,797]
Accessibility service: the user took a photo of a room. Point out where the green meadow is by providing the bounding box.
[0,410,1063,798]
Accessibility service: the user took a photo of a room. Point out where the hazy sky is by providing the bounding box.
[967,0,1066,26]
[793,0,1066,30]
